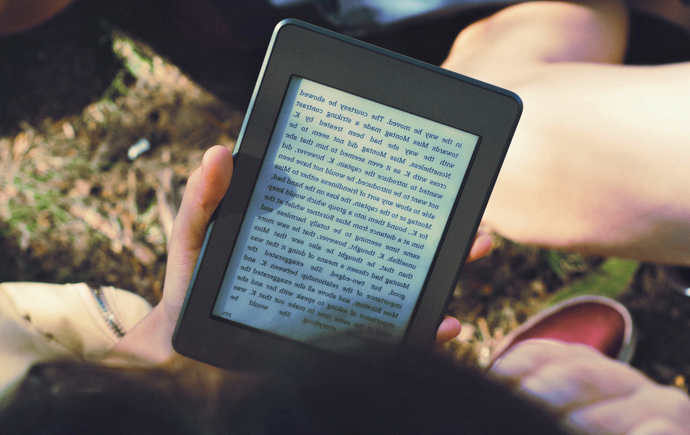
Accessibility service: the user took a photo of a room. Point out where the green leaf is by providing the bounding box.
[547,258,639,306]
[544,250,587,280]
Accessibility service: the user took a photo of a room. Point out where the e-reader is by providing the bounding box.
[173,19,521,370]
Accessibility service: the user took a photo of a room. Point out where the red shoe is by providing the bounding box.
[490,296,636,365]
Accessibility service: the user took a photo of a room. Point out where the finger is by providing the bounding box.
[517,357,640,414]
[466,230,492,263]
[491,340,577,378]
[162,145,233,314]
[567,387,690,435]
[491,341,651,417]
[436,316,462,345]
[628,417,690,435]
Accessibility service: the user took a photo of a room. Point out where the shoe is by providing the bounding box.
[490,295,636,365]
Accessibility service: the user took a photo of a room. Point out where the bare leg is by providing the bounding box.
[443,1,690,265]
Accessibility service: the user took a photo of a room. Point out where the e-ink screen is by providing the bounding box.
[212,77,479,348]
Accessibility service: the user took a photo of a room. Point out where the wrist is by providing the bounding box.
[100,304,176,367]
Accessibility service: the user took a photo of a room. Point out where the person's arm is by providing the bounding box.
[491,340,690,434]
[443,1,690,265]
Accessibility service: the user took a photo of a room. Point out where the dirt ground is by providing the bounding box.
[2,0,690,391]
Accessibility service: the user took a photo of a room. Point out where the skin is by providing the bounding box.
[491,340,690,435]
[442,0,690,265]
[101,145,492,366]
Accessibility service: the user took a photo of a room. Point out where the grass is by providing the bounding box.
[0,29,239,302]
[547,258,640,306]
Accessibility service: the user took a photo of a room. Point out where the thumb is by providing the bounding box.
[162,145,233,321]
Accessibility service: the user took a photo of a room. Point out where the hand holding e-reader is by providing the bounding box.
[173,20,521,370]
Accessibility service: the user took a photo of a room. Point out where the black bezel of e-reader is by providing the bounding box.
[172,19,522,371]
